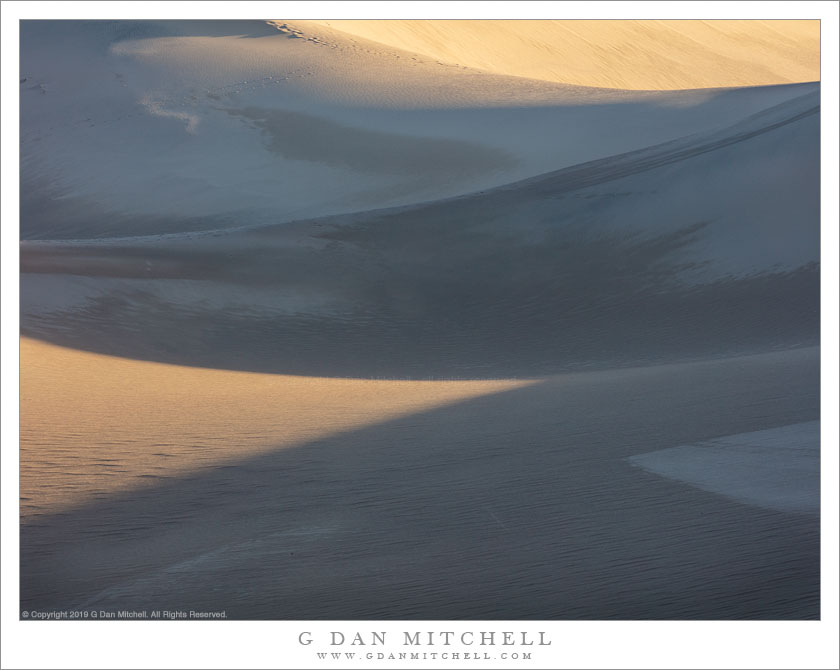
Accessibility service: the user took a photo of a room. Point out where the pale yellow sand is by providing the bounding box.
[303,20,819,90]
[19,337,531,516]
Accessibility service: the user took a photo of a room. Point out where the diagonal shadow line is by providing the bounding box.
[20,348,820,619]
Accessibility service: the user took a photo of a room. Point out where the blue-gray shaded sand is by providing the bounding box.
[19,21,822,621]
[628,422,820,515]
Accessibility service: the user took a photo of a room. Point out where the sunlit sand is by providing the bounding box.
[20,337,531,516]
[305,20,819,89]
[17,18,821,621]
[20,19,818,239]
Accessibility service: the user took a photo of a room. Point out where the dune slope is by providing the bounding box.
[20,344,819,618]
[21,89,820,378]
[306,20,820,90]
[18,20,822,622]
[20,337,530,516]
[20,20,817,239]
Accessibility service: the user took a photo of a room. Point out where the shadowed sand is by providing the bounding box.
[19,20,819,239]
[20,345,819,619]
[18,20,822,621]
[21,90,820,378]
[627,422,820,515]
[20,337,530,516]
[226,107,516,178]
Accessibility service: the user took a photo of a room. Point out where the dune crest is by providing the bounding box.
[19,20,819,239]
[19,337,531,515]
[16,19,822,624]
[302,20,820,90]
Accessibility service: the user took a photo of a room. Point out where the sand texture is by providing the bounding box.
[306,20,819,90]
[18,20,821,620]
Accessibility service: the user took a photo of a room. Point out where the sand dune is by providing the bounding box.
[21,87,820,378]
[17,20,822,623]
[20,345,819,618]
[305,20,820,90]
[20,20,817,239]
[628,421,819,515]
[20,337,529,516]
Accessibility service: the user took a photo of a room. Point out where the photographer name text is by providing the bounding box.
[299,631,551,647]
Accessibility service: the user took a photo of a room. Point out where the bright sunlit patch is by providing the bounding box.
[304,19,820,90]
[20,337,534,515]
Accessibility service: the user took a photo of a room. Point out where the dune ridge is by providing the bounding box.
[302,20,820,90]
[17,19,822,622]
[20,336,531,516]
[20,20,818,240]
[21,87,820,379]
[21,343,820,618]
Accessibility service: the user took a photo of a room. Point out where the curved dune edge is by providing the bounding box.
[19,337,533,515]
[20,20,820,241]
[300,20,820,90]
[19,88,820,381]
